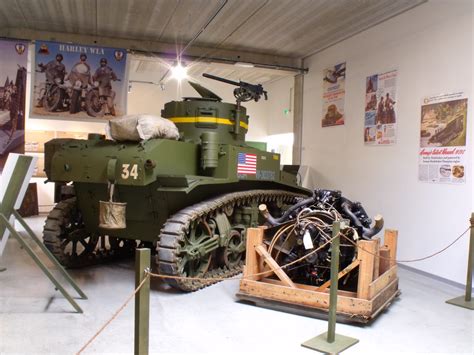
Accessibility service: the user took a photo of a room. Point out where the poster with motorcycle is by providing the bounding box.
[364,70,397,145]
[419,92,468,184]
[31,40,127,120]
[0,39,28,172]
[322,62,345,127]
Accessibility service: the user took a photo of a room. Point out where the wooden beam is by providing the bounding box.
[239,279,373,316]
[316,259,360,292]
[373,238,381,280]
[255,245,296,288]
[384,229,398,268]
[379,246,391,275]
[357,239,378,299]
[243,228,264,281]
[369,265,398,299]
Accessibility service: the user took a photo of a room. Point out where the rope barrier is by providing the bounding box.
[75,225,471,354]
[76,274,150,355]
[341,226,471,263]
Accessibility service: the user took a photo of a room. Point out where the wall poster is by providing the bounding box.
[419,92,468,184]
[0,40,28,172]
[31,40,127,121]
[364,70,397,145]
[322,62,346,127]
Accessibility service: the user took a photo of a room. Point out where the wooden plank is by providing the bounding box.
[255,245,296,288]
[261,278,357,298]
[239,279,373,316]
[316,259,360,292]
[384,229,398,268]
[373,238,381,280]
[357,239,378,299]
[369,265,398,299]
[243,228,264,280]
[370,278,399,313]
[379,246,391,275]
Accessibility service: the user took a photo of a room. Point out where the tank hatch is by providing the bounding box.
[184,81,222,102]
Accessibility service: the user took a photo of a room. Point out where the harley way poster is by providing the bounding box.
[322,62,346,127]
[419,92,468,184]
[0,40,28,172]
[364,70,397,145]
[31,40,127,121]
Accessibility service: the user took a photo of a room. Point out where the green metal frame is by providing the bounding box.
[134,248,150,355]
[301,220,359,353]
[446,213,474,310]
[0,155,87,313]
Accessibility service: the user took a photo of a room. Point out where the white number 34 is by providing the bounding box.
[121,164,138,180]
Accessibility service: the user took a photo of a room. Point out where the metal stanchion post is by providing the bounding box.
[446,213,474,310]
[301,220,359,353]
[134,248,150,355]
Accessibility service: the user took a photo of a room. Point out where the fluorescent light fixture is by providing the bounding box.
[234,62,255,68]
[171,62,188,81]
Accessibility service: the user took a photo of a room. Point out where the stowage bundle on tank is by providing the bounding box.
[42,74,310,291]
[259,189,384,290]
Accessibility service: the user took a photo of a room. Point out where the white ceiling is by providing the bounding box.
[0,0,427,83]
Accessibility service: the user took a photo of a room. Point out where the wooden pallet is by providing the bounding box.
[237,227,400,324]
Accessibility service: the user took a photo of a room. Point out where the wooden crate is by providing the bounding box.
[237,227,400,324]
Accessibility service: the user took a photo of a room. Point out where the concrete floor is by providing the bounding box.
[0,215,473,355]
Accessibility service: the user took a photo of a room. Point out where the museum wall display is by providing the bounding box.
[0,40,28,172]
[300,0,472,284]
[31,40,128,121]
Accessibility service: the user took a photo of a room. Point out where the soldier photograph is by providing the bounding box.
[32,41,127,120]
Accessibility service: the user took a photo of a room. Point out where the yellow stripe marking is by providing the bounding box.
[170,117,248,130]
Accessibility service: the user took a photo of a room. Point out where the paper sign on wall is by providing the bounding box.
[419,92,468,184]
[322,62,346,127]
[364,70,397,145]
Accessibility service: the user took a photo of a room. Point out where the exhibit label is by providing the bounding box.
[31,40,128,121]
[364,69,397,145]
[0,39,28,172]
[322,62,346,127]
[418,92,467,184]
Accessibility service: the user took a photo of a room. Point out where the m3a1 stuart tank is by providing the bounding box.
[42,73,309,291]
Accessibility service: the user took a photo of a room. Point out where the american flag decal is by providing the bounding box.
[237,152,257,175]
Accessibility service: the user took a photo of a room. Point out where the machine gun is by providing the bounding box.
[202,73,268,103]
[202,73,268,135]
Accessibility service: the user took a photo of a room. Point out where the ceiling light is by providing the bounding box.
[171,62,188,81]
[234,62,255,68]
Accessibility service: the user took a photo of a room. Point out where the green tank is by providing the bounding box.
[42,74,309,291]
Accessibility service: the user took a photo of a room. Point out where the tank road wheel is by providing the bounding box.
[43,198,99,268]
[219,229,245,269]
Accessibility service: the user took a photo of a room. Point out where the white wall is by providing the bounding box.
[301,0,473,284]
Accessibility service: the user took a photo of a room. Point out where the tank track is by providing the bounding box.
[44,198,135,268]
[157,189,303,292]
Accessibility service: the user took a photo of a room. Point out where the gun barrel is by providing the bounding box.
[203,73,240,86]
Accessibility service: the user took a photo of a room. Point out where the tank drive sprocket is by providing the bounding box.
[157,189,302,292]
[43,197,137,268]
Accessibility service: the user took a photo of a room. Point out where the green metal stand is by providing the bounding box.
[301,220,359,353]
[0,155,87,313]
[134,248,150,355]
[446,213,474,310]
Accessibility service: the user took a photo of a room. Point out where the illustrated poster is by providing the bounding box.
[419,92,468,184]
[0,40,28,172]
[31,40,127,121]
[364,70,397,145]
[322,62,345,127]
